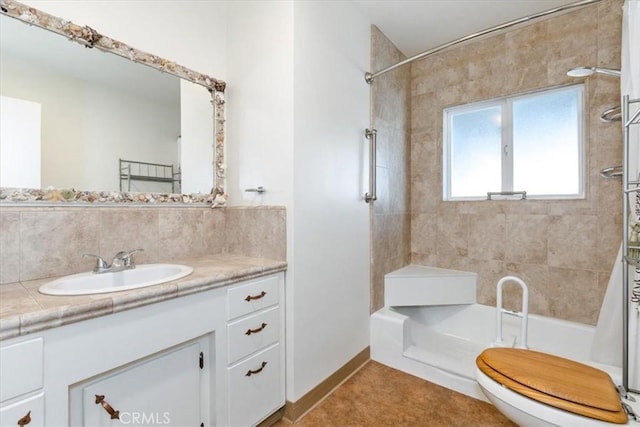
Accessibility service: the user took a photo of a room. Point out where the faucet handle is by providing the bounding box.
[83,254,110,273]
[124,248,144,258]
[113,248,144,268]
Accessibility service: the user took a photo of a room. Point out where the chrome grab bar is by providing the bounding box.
[486,191,526,200]
[364,128,377,203]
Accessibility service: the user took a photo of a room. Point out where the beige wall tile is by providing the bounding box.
[157,209,207,261]
[98,208,159,265]
[1,205,286,286]
[548,267,602,324]
[505,214,549,265]
[467,214,506,261]
[504,262,551,315]
[20,209,101,281]
[370,26,412,313]
[407,0,622,325]
[547,215,598,270]
[224,207,286,261]
[0,211,21,284]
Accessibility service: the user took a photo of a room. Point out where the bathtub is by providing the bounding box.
[370,266,621,401]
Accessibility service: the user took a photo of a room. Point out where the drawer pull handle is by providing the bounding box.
[244,291,266,302]
[245,322,268,335]
[17,411,31,426]
[245,361,267,376]
[95,394,120,420]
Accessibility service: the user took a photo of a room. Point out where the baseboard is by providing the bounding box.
[282,346,370,422]
[257,406,286,427]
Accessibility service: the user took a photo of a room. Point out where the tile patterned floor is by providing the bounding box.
[276,361,516,427]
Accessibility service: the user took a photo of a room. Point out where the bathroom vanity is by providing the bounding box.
[0,255,286,427]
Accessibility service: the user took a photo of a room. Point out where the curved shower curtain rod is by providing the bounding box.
[365,0,602,84]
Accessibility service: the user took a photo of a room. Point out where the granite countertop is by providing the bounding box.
[0,254,287,341]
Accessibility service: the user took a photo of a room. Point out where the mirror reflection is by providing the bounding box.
[0,13,213,194]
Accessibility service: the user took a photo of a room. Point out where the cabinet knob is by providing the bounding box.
[95,394,120,420]
[17,411,31,426]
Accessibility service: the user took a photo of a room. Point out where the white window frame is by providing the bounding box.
[443,84,585,201]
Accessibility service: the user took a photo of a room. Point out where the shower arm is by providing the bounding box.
[365,0,602,84]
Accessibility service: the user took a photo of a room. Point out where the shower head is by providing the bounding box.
[567,66,621,78]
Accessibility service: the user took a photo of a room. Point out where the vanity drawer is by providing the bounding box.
[228,344,283,427]
[0,338,43,402]
[0,392,45,427]
[227,306,280,363]
[227,275,280,320]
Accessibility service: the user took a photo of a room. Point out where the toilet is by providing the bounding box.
[476,348,631,427]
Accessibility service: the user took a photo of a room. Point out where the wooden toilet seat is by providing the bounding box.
[476,348,628,424]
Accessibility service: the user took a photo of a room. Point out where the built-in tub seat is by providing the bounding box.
[476,348,627,424]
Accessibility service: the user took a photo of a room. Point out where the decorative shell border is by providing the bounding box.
[0,0,227,208]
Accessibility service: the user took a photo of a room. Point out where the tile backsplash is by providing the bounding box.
[0,205,286,284]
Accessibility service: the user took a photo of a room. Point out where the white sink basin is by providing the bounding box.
[39,264,193,296]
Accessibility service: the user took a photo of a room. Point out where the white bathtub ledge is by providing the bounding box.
[384,265,477,307]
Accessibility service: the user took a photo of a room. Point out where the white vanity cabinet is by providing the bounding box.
[226,275,285,427]
[0,271,285,427]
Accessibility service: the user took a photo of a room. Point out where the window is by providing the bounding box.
[443,85,584,200]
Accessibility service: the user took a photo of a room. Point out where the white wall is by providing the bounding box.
[227,0,371,401]
[291,1,371,401]
[226,1,294,208]
[0,96,41,188]
[1,55,180,190]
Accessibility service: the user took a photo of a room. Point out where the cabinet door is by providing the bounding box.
[81,342,202,426]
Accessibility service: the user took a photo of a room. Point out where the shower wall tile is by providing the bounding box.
[372,166,391,215]
[0,205,286,285]
[370,25,411,313]
[597,214,622,272]
[436,214,468,258]
[548,267,602,325]
[505,214,549,265]
[547,215,599,270]
[408,0,623,325]
[505,262,551,315]
[467,214,506,262]
[410,213,437,256]
[546,53,596,83]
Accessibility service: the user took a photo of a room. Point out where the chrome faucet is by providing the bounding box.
[83,249,144,274]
